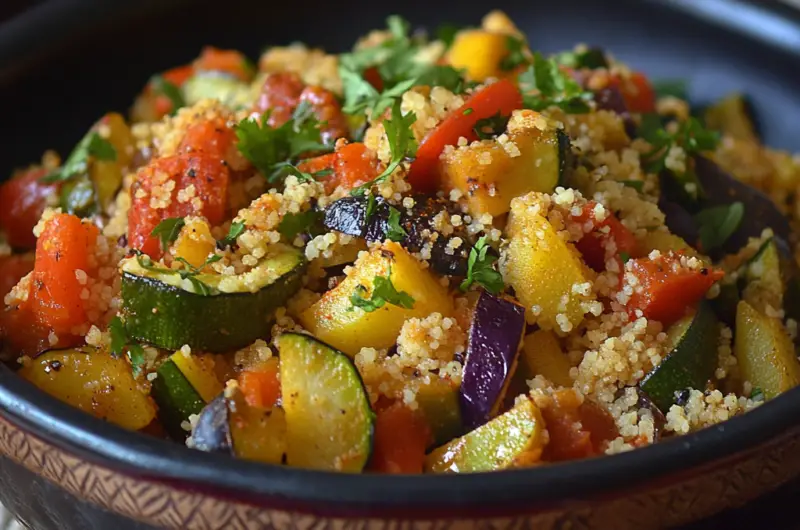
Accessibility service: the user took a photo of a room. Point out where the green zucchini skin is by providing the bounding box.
[640,301,720,412]
[151,359,205,440]
[556,129,571,187]
[121,254,306,352]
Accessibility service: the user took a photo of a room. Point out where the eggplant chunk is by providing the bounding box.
[459,291,526,430]
[594,86,635,137]
[192,395,233,454]
[323,194,471,276]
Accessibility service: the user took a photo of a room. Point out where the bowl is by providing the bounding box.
[2,1,800,528]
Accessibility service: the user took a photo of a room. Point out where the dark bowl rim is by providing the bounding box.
[2,0,800,514]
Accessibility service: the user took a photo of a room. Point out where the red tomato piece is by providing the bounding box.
[128,152,229,258]
[608,71,656,114]
[369,402,431,474]
[626,253,724,326]
[297,142,379,193]
[178,117,239,165]
[0,167,59,249]
[0,254,34,298]
[194,46,253,81]
[573,202,638,272]
[408,79,524,193]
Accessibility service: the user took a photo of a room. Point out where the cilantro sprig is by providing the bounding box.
[460,236,504,294]
[134,251,220,297]
[278,210,324,240]
[473,112,511,140]
[385,206,407,241]
[42,131,117,183]
[235,100,333,182]
[350,267,415,312]
[519,52,593,114]
[499,36,528,71]
[218,221,245,248]
[109,316,146,377]
[150,217,185,252]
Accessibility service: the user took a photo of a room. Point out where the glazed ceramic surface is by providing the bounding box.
[1,1,800,529]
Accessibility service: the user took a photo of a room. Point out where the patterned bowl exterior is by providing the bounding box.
[2,410,800,530]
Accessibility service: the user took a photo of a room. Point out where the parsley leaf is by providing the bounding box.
[351,99,417,196]
[555,48,608,70]
[150,217,185,252]
[499,36,528,71]
[350,268,415,312]
[235,101,332,182]
[694,201,744,253]
[519,52,593,114]
[460,236,504,294]
[150,75,185,116]
[473,112,511,140]
[109,316,146,377]
[42,131,117,183]
[365,192,378,223]
[218,221,245,248]
[619,251,631,264]
[750,387,765,401]
[278,210,324,240]
[385,206,407,241]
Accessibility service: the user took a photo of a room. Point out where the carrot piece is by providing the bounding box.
[540,389,595,462]
[128,152,229,258]
[178,117,240,165]
[578,400,619,453]
[298,143,379,193]
[161,64,195,87]
[0,254,34,298]
[369,402,431,474]
[573,202,638,272]
[239,359,281,409]
[607,71,655,114]
[408,79,523,193]
[0,167,59,249]
[626,252,723,326]
[194,46,253,81]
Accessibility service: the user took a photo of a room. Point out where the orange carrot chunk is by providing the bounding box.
[369,402,431,474]
[239,360,281,410]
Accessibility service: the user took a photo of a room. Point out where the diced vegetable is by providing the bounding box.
[299,241,453,356]
[741,237,800,321]
[735,300,800,399]
[0,167,58,249]
[150,355,207,439]
[460,291,526,430]
[369,402,430,474]
[18,347,156,431]
[425,396,545,473]
[606,71,656,114]
[191,395,232,454]
[540,389,593,461]
[193,46,254,81]
[441,110,567,216]
[121,245,306,352]
[171,217,217,270]
[505,195,595,333]
[572,203,638,272]
[238,357,281,409]
[638,230,701,260]
[177,117,241,166]
[521,330,572,388]
[277,332,374,472]
[639,302,720,412]
[408,79,523,192]
[182,73,252,109]
[171,353,224,403]
[0,253,34,298]
[704,93,758,142]
[447,30,514,81]
[414,377,463,447]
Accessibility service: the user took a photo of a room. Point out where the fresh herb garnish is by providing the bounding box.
[555,48,608,70]
[41,131,117,183]
[235,100,332,182]
[473,112,511,140]
[350,267,415,312]
[694,201,744,253]
[619,251,631,264]
[109,316,146,377]
[385,206,407,241]
[435,23,462,50]
[460,236,504,294]
[150,217,185,252]
[278,210,324,240]
[351,99,417,196]
[218,221,245,248]
[499,36,528,71]
[463,108,474,116]
[519,52,593,114]
[150,75,186,116]
[274,162,333,183]
[365,192,378,223]
[750,387,765,401]
[134,251,220,297]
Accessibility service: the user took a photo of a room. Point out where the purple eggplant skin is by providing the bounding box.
[658,195,700,248]
[459,290,527,431]
[694,156,791,254]
[191,394,233,455]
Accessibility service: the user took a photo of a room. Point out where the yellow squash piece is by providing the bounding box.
[19,347,156,431]
[230,403,287,465]
[441,111,563,217]
[735,300,800,399]
[448,30,512,82]
[299,241,453,356]
[504,194,595,333]
[171,352,224,403]
[172,217,217,270]
[521,330,573,387]
[638,230,701,260]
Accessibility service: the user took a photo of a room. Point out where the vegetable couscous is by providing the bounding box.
[1,11,799,473]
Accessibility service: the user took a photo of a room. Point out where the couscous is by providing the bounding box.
[1,11,798,473]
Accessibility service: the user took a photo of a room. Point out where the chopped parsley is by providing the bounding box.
[555,47,608,70]
[750,387,765,401]
[473,112,511,140]
[351,99,417,196]
[278,210,324,240]
[350,268,415,312]
[385,206,407,242]
[460,236,504,294]
[150,217,185,252]
[150,75,185,116]
[619,251,631,264]
[365,192,378,223]
[499,36,528,71]
[109,316,146,377]
[463,108,474,116]
[42,131,117,183]
[134,251,219,297]
[218,221,245,248]
[694,201,744,253]
[235,100,332,182]
[519,52,593,114]
[435,23,462,50]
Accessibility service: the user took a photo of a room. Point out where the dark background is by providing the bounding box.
[1,1,800,529]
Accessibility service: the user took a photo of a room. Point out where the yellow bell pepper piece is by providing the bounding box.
[448,30,512,82]
[172,216,217,269]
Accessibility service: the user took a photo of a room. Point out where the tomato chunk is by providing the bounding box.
[151,65,195,119]
[607,71,656,114]
[0,167,58,249]
[408,79,523,193]
[625,252,723,326]
[178,117,240,166]
[369,402,431,474]
[128,152,229,258]
[573,202,638,272]
[297,142,379,193]
[194,46,253,81]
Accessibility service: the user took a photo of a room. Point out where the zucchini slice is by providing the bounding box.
[425,396,545,473]
[276,332,374,472]
[182,72,254,109]
[415,377,463,448]
[121,244,306,352]
[639,301,720,412]
[151,354,208,439]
